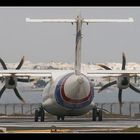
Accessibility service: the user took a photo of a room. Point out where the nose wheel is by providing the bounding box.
[92,107,102,121]
[34,106,45,122]
[57,116,65,121]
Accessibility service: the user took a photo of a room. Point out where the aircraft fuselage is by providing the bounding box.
[42,73,95,116]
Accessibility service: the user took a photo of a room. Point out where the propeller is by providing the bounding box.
[98,52,140,106]
[0,57,34,103]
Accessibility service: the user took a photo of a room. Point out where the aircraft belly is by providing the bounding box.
[42,98,93,116]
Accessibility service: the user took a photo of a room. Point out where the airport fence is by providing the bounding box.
[0,103,41,116]
[0,102,140,117]
[96,102,140,117]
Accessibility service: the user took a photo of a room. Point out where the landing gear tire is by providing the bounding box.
[35,109,39,122]
[57,116,64,121]
[98,110,102,121]
[57,116,61,121]
[61,116,64,121]
[35,106,45,122]
[40,109,45,122]
[92,108,97,121]
[92,108,103,121]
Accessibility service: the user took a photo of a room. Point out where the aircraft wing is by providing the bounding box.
[0,69,139,79]
[83,70,140,81]
[86,70,140,77]
[87,70,140,74]
[0,69,73,79]
[0,70,51,77]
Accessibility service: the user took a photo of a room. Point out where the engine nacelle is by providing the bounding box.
[5,76,17,89]
[117,74,130,89]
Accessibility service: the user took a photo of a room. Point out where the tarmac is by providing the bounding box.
[0,116,140,133]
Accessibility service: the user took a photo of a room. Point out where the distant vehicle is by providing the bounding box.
[34,79,48,88]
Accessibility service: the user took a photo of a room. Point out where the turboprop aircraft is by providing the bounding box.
[0,14,134,122]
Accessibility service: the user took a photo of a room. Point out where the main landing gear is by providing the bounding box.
[35,106,45,122]
[92,107,102,121]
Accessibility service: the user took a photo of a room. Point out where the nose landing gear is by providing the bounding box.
[57,116,65,121]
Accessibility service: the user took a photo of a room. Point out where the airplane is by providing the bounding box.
[0,14,134,122]
[97,52,140,107]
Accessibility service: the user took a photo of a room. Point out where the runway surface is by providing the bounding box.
[0,117,140,133]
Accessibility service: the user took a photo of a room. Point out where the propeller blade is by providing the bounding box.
[17,78,35,82]
[134,75,137,83]
[0,77,5,83]
[16,56,25,70]
[118,89,122,106]
[98,64,112,70]
[122,52,126,70]
[129,83,140,93]
[13,88,25,103]
[0,58,7,69]
[0,86,6,98]
[98,80,117,93]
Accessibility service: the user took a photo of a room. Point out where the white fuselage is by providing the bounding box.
[42,72,95,116]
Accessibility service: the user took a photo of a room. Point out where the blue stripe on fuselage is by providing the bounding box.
[55,73,94,109]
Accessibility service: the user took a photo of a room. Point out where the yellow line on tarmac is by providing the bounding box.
[8,129,71,133]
